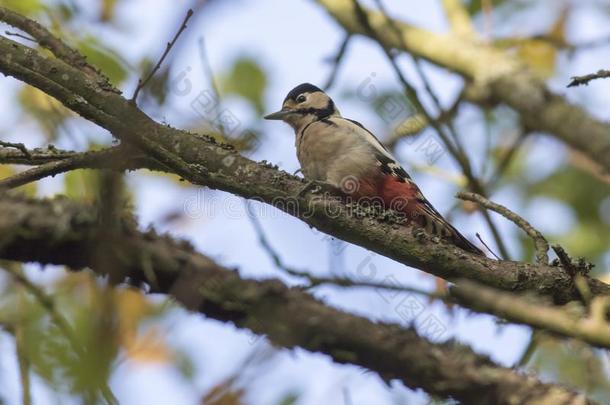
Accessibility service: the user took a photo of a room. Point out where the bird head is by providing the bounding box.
[264,83,339,130]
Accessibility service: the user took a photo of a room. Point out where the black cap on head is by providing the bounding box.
[284,83,323,103]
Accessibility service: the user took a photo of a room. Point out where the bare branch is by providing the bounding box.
[0,6,105,81]
[457,191,549,264]
[0,145,166,189]
[568,69,610,87]
[0,140,31,158]
[323,33,352,90]
[131,9,194,102]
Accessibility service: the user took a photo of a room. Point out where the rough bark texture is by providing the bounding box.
[315,0,610,172]
[0,194,593,405]
[0,34,608,304]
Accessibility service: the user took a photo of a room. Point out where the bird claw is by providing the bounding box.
[294,180,324,199]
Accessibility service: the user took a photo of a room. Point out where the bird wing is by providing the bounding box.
[327,117,483,255]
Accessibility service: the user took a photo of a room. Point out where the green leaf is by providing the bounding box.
[77,36,127,85]
[64,169,100,202]
[220,57,267,114]
[0,0,44,15]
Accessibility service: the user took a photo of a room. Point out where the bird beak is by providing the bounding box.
[264,108,291,120]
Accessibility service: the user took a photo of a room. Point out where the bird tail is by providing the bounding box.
[413,201,485,256]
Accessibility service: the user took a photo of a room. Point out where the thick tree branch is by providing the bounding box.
[315,0,610,172]
[0,194,594,405]
[0,28,608,304]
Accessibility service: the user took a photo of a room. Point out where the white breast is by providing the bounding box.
[296,117,383,188]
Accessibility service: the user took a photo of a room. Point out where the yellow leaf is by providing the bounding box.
[516,40,557,79]
[0,165,37,196]
[123,327,172,363]
[114,288,171,363]
[515,6,569,79]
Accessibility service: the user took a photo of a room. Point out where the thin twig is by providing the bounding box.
[0,152,104,189]
[197,37,221,103]
[487,130,529,188]
[0,145,162,170]
[245,200,305,276]
[131,9,194,102]
[0,6,101,79]
[551,245,594,278]
[197,36,225,134]
[0,146,152,189]
[476,233,500,260]
[457,191,549,264]
[323,33,352,90]
[245,201,448,299]
[410,56,468,168]
[567,69,610,87]
[0,140,31,158]
[5,30,35,42]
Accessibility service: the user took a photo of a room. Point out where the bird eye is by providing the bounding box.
[296,94,307,103]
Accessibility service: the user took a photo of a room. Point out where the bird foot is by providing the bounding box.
[294,180,325,199]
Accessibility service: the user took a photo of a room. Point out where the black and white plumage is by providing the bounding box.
[265,83,483,255]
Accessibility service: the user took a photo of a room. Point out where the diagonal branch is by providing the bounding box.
[451,279,610,349]
[0,145,166,189]
[0,15,607,304]
[457,191,549,264]
[0,6,109,84]
[0,194,595,405]
[131,9,194,102]
[568,69,610,88]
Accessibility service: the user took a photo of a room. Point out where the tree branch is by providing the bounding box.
[457,191,549,264]
[0,6,109,84]
[451,279,610,350]
[0,145,166,189]
[567,69,610,88]
[0,194,595,405]
[131,9,194,102]
[0,27,608,304]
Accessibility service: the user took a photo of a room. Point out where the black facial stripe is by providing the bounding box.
[292,99,336,119]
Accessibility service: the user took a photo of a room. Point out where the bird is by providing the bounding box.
[264,83,484,255]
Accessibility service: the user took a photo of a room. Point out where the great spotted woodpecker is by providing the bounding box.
[265,83,483,255]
